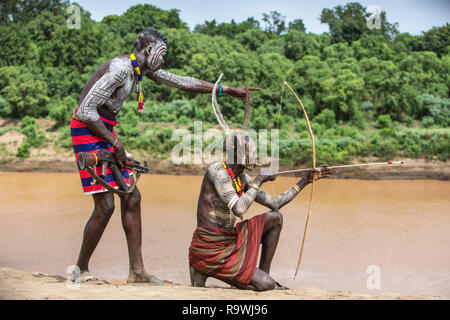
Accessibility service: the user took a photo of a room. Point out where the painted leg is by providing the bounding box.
[76,191,115,273]
[259,211,283,274]
[208,268,276,291]
[120,186,171,285]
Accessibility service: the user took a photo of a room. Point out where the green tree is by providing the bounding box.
[314,109,336,127]
[284,30,321,61]
[38,19,109,73]
[0,0,69,25]
[0,22,33,67]
[320,2,368,44]
[392,33,425,53]
[102,4,187,37]
[288,19,305,32]
[320,2,398,44]
[0,69,50,118]
[421,94,450,126]
[236,28,268,51]
[262,11,286,35]
[376,114,392,128]
[194,17,260,38]
[423,24,450,57]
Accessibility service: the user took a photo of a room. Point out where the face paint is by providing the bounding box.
[147,41,167,72]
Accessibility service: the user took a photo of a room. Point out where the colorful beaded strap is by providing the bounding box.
[223,162,242,195]
[130,53,144,112]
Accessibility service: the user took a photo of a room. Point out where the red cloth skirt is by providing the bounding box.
[189,213,266,285]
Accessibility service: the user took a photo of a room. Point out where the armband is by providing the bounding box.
[249,183,260,190]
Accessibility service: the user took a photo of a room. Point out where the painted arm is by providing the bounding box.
[242,173,308,211]
[210,164,260,218]
[148,69,256,97]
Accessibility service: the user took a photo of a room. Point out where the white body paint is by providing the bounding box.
[77,56,137,122]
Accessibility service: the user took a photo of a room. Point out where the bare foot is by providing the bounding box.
[275,281,289,290]
[127,270,172,285]
[70,271,98,283]
[189,265,208,287]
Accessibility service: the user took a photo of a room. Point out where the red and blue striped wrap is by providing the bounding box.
[70,108,132,195]
[189,213,266,285]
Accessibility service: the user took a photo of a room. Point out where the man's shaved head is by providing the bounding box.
[133,28,168,51]
[133,28,168,72]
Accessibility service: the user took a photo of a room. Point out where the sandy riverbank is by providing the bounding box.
[0,268,442,300]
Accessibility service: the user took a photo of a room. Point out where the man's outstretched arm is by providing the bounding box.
[243,173,306,212]
[147,69,258,98]
[243,166,332,211]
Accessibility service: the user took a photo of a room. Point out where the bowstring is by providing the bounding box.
[271,82,294,273]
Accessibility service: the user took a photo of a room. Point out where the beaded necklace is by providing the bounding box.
[130,53,144,112]
[222,162,242,195]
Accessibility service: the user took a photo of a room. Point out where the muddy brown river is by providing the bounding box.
[0,172,449,298]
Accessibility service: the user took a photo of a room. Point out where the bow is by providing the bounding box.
[283,81,316,280]
[211,73,230,135]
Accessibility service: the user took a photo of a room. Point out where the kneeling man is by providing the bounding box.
[189,134,331,291]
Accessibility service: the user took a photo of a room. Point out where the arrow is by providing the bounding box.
[276,161,405,175]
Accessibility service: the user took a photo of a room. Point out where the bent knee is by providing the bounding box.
[256,277,276,291]
[126,188,141,210]
[95,199,115,220]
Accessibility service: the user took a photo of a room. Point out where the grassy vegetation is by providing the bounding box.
[0,2,448,165]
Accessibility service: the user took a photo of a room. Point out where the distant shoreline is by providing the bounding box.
[0,158,448,180]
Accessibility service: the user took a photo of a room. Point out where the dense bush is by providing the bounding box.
[420,94,450,126]
[0,1,448,164]
[314,109,336,127]
[376,114,392,128]
[16,116,45,158]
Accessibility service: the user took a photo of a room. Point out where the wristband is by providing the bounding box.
[112,137,119,147]
[293,184,301,193]
[249,183,260,190]
[93,153,98,166]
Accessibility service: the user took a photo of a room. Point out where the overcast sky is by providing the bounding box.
[74,0,449,35]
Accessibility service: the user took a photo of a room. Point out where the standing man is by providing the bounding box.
[70,28,256,283]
